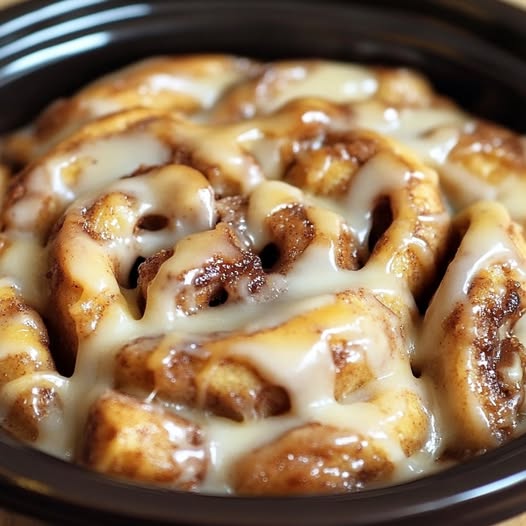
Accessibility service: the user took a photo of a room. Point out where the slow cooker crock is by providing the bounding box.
[0,1,526,525]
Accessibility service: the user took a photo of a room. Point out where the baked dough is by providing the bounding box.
[0,55,525,494]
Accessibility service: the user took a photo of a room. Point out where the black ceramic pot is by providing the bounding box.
[1,1,526,525]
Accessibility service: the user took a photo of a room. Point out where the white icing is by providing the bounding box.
[255,62,379,113]
[418,202,526,452]
[0,56,525,496]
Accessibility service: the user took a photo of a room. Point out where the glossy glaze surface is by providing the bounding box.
[0,1,520,524]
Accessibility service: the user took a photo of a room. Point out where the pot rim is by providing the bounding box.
[1,1,526,525]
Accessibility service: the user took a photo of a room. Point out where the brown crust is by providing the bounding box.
[263,204,315,273]
[81,391,207,489]
[284,132,380,196]
[3,385,61,442]
[114,336,290,422]
[231,423,394,495]
[420,202,526,456]
[3,56,526,496]
[450,121,526,186]
[283,128,449,297]
[0,283,62,442]
[2,55,260,167]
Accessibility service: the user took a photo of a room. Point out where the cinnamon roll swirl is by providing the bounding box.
[417,201,526,456]
[0,55,524,495]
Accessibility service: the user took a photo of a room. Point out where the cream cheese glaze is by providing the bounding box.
[0,55,525,495]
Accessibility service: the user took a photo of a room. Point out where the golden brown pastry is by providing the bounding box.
[232,423,395,495]
[282,128,449,298]
[114,334,291,422]
[439,121,526,228]
[0,55,524,495]
[208,60,449,123]
[417,201,526,456]
[82,391,207,489]
[0,279,64,450]
[1,55,259,167]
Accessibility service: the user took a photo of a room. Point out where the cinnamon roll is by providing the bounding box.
[82,391,207,489]
[1,55,259,167]
[417,201,526,456]
[0,55,524,495]
[0,279,65,453]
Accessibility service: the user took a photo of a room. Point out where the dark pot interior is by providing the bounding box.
[0,1,526,525]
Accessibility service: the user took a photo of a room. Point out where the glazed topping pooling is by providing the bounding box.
[0,55,526,495]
